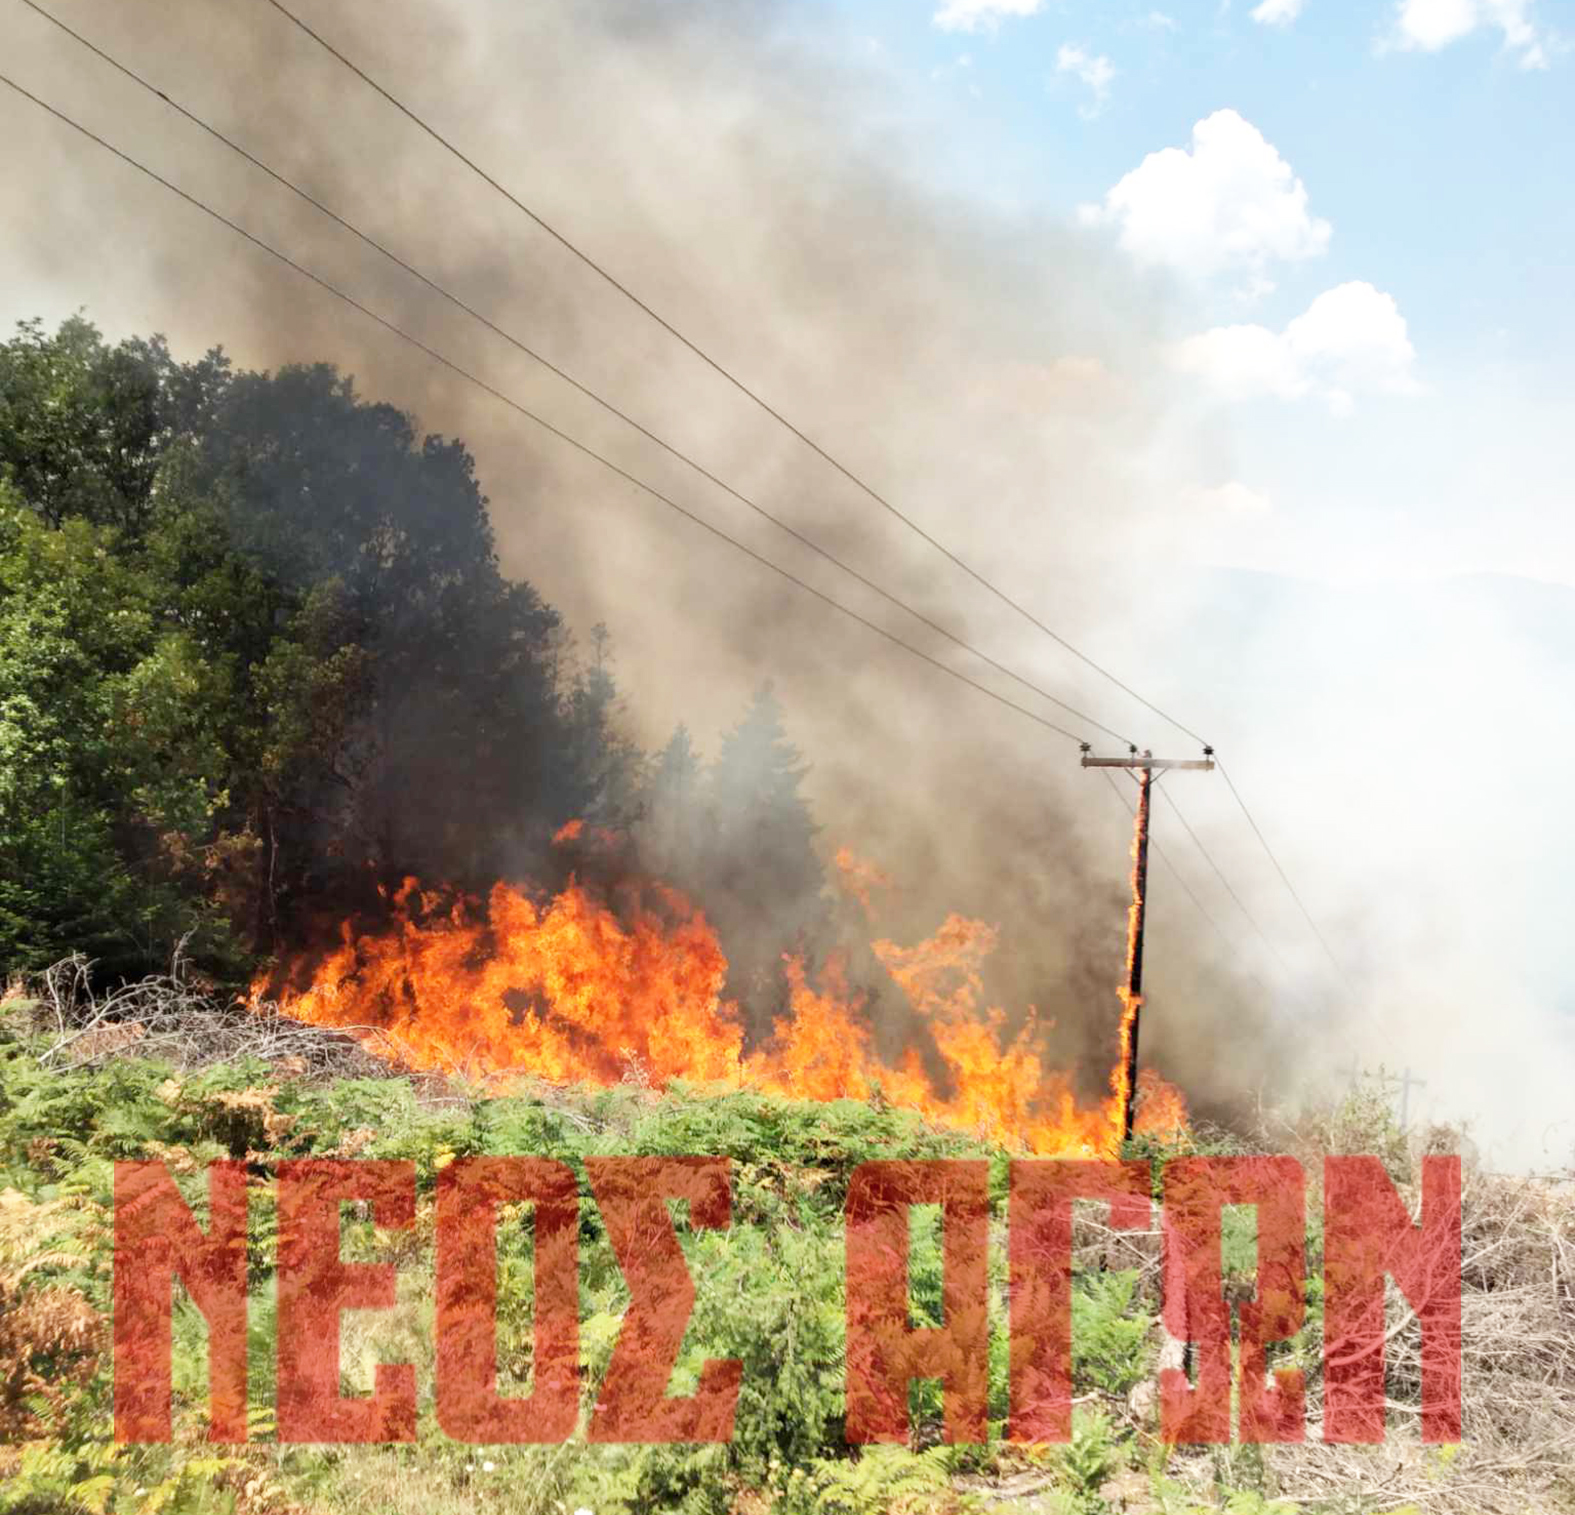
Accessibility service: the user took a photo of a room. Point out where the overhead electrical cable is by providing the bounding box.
[13,0,1136,748]
[15,0,1358,1002]
[1153,784,1297,980]
[253,0,1362,991]
[1215,757,1354,992]
[1096,769,1274,1005]
[0,69,1103,752]
[1114,775,1390,1067]
[255,0,1209,751]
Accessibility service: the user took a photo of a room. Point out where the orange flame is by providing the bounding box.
[1110,790,1149,1130]
[257,857,1186,1156]
[833,846,893,920]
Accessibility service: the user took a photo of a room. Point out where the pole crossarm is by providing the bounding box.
[1080,751,1215,771]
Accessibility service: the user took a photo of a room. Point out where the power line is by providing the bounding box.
[1097,769,1267,1000]
[1127,773,1404,1076]
[0,68,1100,752]
[1103,771,1409,1098]
[14,6,1355,1007]
[256,0,1368,1001]
[1215,757,1353,992]
[255,0,1208,752]
[1098,770,1219,941]
[1098,769,1321,1035]
[1153,782,1296,981]
[13,0,1136,750]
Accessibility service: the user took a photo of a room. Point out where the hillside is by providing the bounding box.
[3,971,1573,1515]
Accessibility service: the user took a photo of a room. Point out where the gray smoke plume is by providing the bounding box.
[2,0,1297,1118]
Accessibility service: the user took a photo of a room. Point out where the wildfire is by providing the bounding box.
[256,852,1186,1156]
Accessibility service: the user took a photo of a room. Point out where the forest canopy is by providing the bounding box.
[0,316,828,1006]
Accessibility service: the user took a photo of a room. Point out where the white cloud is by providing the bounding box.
[1128,10,1179,31]
[1055,43,1116,117]
[1078,109,1330,286]
[933,0,1042,34]
[1171,281,1419,413]
[1390,0,1549,68]
[1251,0,1305,24]
[1175,322,1310,400]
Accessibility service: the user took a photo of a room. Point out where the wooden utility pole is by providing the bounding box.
[1081,747,1215,1143]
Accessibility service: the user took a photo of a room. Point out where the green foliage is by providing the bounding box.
[779,1445,954,1515]
[0,497,234,975]
[0,316,635,979]
[0,315,220,536]
[1221,1491,1300,1515]
[0,1025,1179,1515]
[1149,1470,1302,1515]
[0,315,845,994]
[1326,1072,1412,1179]
[0,307,863,1026]
[0,1441,122,1515]
[1056,1408,1121,1509]
[1071,1270,1152,1398]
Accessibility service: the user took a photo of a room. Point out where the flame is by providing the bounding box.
[552,817,624,852]
[1133,1067,1188,1140]
[260,876,741,1086]
[1109,786,1149,1131]
[833,845,893,920]
[1111,987,1142,1121]
[256,857,1187,1156]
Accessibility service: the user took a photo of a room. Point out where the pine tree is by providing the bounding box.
[703,684,830,1035]
[557,623,644,831]
[640,724,703,888]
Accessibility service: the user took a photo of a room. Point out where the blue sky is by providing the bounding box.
[813,0,1573,583]
[775,2,1575,1160]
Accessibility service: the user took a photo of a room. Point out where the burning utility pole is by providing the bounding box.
[1081,746,1215,1144]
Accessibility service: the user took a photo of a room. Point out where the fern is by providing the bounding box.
[784,1446,953,1515]
[0,1441,121,1515]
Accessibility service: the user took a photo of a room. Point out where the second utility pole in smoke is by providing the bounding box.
[1081,746,1215,1144]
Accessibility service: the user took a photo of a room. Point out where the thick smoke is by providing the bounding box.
[3,0,1292,1115]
